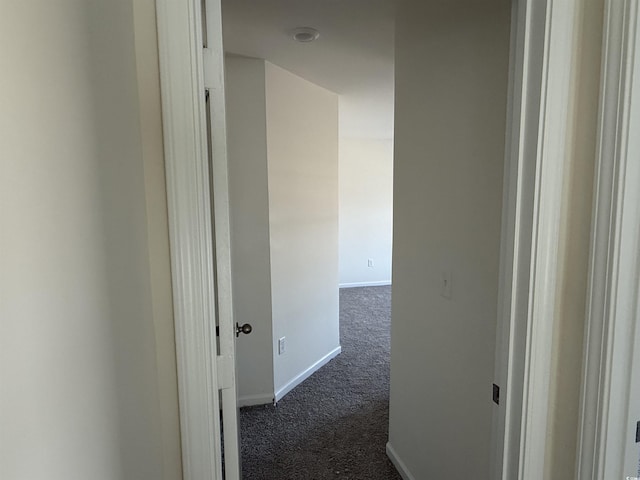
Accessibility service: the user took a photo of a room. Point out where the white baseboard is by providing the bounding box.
[339,280,392,289]
[386,442,416,480]
[274,346,342,403]
[237,393,274,407]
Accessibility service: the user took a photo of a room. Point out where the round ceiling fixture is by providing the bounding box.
[291,27,320,43]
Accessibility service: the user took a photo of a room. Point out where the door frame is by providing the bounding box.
[576,1,640,478]
[152,0,619,479]
[154,0,239,479]
[490,0,578,478]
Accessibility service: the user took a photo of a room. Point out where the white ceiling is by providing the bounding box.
[221,0,396,139]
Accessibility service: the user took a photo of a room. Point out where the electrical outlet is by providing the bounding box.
[278,337,286,355]
[368,258,374,268]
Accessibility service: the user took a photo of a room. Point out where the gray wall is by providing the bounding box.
[0,1,179,478]
[388,0,511,477]
[226,59,340,403]
[339,137,394,287]
[265,62,341,396]
[226,56,276,404]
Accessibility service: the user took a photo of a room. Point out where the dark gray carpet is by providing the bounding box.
[239,285,401,479]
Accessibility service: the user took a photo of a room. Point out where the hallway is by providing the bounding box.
[239,286,400,479]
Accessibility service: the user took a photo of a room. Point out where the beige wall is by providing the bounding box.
[265,62,340,394]
[132,0,182,477]
[339,137,394,287]
[387,1,605,478]
[0,1,180,479]
[388,0,511,477]
[225,56,276,404]
[545,0,604,478]
[225,59,340,403]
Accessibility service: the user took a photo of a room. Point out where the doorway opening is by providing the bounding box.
[156,0,599,477]
[220,0,396,477]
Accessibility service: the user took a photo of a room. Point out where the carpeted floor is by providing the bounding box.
[239,285,401,480]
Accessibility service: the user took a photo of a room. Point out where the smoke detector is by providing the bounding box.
[291,27,320,43]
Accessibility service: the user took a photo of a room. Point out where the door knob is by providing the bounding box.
[236,322,253,337]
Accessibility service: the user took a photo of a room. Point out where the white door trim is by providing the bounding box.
[202,0,242,477]
[577,1,640,478]
[155,0,229,478]
[516,0,579,477]
[491,0,579,478]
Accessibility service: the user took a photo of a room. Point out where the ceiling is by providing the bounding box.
[221,0,396,139]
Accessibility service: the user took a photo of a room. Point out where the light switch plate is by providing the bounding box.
[440,271,452,299]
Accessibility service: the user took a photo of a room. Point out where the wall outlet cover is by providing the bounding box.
[278,337,286,355]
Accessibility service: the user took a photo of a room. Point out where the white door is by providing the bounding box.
[203,0,242,478]
[155,0,242,478]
